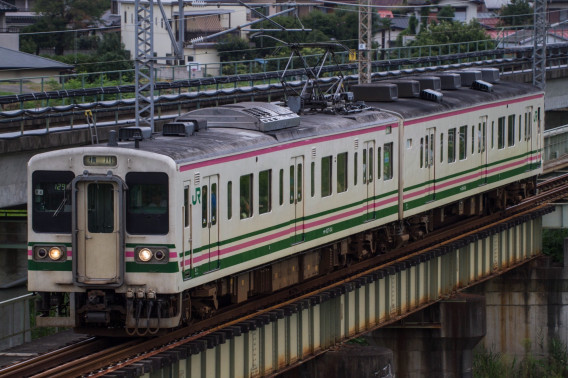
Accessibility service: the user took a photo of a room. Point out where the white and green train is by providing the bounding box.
[27,72,544,335]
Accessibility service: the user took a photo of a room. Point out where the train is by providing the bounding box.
[27,69,544,335]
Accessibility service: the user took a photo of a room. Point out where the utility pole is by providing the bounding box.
[133,0,185,134]
[533,0,546,90]
[358,0,372,84]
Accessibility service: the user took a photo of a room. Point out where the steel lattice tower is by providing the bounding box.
[134,0,155,132]
[533,0,547,90]
[358,0,372,84]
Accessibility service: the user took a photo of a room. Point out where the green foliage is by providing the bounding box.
[217,35,254,62]
[407,19,495,54]
[21,0,109,55]
[542,228,567,264]
[473,337,568,378]
[437,5,455,23]
[500,0,533,27]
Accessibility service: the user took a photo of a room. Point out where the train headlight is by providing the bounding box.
[138,248,153,262]
[48,247,63,261]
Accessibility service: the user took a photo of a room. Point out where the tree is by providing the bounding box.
[22,0,110,55]
[500,0,533,27]
[216,35,254,62]
[408,19,495,53]
[437,5,455,24]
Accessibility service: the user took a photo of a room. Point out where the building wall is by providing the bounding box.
[118,0,247,66]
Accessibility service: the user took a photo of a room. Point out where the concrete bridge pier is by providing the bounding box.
[367,293,486,378]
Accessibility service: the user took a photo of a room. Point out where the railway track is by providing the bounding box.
[3,174,568,377]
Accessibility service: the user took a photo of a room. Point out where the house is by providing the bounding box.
[0,46,74,81]
[116,0,249,76]
[0,0,18,50]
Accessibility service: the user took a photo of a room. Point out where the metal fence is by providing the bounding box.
[0,293,35,351]
[544,124,568,162]
[0,39,500,97]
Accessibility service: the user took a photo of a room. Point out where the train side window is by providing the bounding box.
[491,121,495,149]
[201,185,208,228]
[498,117,505,149]
[311,162,315,197]
[297,163,302,202]
[210,183,217,226]
[354,152,358,186]
[525,111,532,141]
[519,115,522,142]
[126,172,168,235]
[32,170,75,233]
[289,165,294,204]
[368,148,373,181]
[240,174,253,219]
[448,128,456,163]
[377,147,382,179]
[459,125,467,160]
[362,149,367,183]
[507,114,515,147]
[471,125,475,155]
[337,152,348,193]
[384,143,394,180]
[259,169,272,214]
[227,181,232,220]
[321,155,332,197]
[279,169,284,205]
[440,133,444,163]
[184,185,190,227]
[420,137,424,168]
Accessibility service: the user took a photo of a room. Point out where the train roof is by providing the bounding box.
[106,79,541,165]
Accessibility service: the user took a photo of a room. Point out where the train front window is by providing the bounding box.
[126,172,169,235]
[32,171,74,233]
[88,183,114,233]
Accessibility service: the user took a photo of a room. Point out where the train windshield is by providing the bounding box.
[125,172,169,235]
[32,171,74,233]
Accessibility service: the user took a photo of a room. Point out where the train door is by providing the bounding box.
[363,141,376,220]
[73,178,124,286]
[535,107,542,166]
[290,156,304,243]
[200,175,219,272]
[183,180,192,279]
[525,106,533,169]
[479,116,488,184]
[425,128,436,201]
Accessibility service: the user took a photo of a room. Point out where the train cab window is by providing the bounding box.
[498,117,506,149]
[448,128,456,163]
[126,172,168,235]
[321,156,332,197]
[459,125,467,160]
[337,152,348,193]
[507,115,515,147]
[32,170,74,233]
[259,169,272,214]
[227,181,232,220]
[384,143,394,180]
[240,174,253,219]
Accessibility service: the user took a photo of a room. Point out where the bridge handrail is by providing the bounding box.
[0,39,516,99]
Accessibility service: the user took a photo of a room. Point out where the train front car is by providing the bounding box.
[28,146,180,336]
